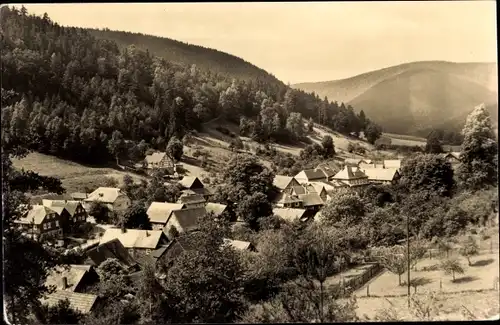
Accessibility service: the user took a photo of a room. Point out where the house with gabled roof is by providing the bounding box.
[144,151,174,173]
[315,162,340,181]
[222,238,256,252]
[205,202,228,217]
[42,199,88,233]
[86,238,139,271]
[177,193,206,208]
[303,182,328,202]
[178,176,213,200]
[45,264,98,294]
[14,205,63,241]
[276,193,303,209]
[273,175,301,191]
[361,167,400,185]
[332,166,370,187]
[164,207,206,238]
[99,228,169,256]
[440,152,461,166]
[294,169,328,184]
[41,290,98,314]
[273,207,309,223]
[298,193,324,212]
[147,202,186,230]
[84,187,131,212]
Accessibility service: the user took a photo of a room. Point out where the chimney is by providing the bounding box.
[61,276,68,290]
[146,230,150,237]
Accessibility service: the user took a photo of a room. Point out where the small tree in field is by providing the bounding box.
[440,258,464,282]
[459,236,479,266]
[437,239,453,258]
[372,246,407,286]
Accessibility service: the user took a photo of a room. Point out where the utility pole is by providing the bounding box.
[406,212,411,308]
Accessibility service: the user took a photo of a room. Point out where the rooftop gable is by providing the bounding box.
[85,187,124,204]
[147,202,185,224]
[100,228,166,249]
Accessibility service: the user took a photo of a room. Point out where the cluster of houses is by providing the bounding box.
[16,150,462,315]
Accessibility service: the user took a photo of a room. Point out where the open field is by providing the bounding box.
[383,132,427,147]
[356,289,499,321]
[12,153,147,193]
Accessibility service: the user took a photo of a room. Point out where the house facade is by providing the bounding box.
[273,175,301,192]
[84,187,131,212]
[332,166,370,187]
[147,202,186,230]
[144,152,175,173]
[361,168,400,185]
[42,200,88,233]
[15,205,63,241]
[99,228,169,257]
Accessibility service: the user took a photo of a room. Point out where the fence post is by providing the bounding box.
[439,279,442,291]
[367,284,370,297]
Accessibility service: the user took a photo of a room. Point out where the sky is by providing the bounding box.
[16,2,498,84]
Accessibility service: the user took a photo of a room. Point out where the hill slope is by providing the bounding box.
[87,28,283,85]
[293,61,498,135]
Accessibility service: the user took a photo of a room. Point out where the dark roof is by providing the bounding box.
[41,291,97,314]
[298,193,324,207]
[177,194,206,205]
[169,207,206,232]
[299,169,327,181]
[289,186,306,195]
[86,239,137,269]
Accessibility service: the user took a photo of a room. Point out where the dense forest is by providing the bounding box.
[1,6,381,165]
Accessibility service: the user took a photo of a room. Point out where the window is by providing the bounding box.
[43,223,47,230]
[55,220,59,227]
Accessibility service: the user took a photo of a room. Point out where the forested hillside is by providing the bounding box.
[1,6,381,166]
[87,28,282,85]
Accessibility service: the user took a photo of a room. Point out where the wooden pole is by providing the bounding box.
[367,284,370,297]
[406,213,411,308]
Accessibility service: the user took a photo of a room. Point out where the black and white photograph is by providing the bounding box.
[1,1,499,323]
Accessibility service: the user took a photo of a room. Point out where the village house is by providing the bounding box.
[303,182,329,202]
[273,175,301,192]
[144,151,175,174]
[273,207,310,223]
[315,162,341,181]
[164,207,206,238]
[42,199,88,233]
[294,169,328,184]
[298,193,324,213]
[45,264,99,294]
[159,236,197,268]
[15,205,63,241]
[332,166,370,187]
[360,168,400,185]
[177,193,206,208]
[222,238,257,252]
[205,202,229,218]
[41,290,98,315]
[84,187,131,212]
[86,238,139,271]
[146,202,186,230]
[178,176,213,200]
[441,152,461,167]
[70,192,88,201]
[99,228,169,258]
[276,193,303,208]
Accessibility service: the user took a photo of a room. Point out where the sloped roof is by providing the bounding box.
[71,192,88,200]
[306,182,327,194]
[147,202,185,224]
[443,152,460,160]
[290,185,306,195]
[169,207,206,232]
[205,202,227,216]
[333,166,368,181]
[280,194,303,204]
[361,168,399,182]
[45,265,89,292]
[86,239,137,268]
[222,238,253,251]
[41,290,97,314]
[273,175,295,190]
[273,208,307,222]
[298,193,324,206]
[344,158,363,166]
[42,200,83,217]
[16,205,56,225]
[85,187,124,204]
[177,194,206,205]
[316,165,337,178]
[384,160,402,169]
[145,152,167,164]
[100,228,166,249]
[178,176,203,189]
[295,169,327,181]
[312,181,337,192]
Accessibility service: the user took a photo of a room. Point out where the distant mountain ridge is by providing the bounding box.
[293,61,498,135]
[87,28,283,86]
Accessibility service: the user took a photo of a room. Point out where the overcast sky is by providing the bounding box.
[18,2,498,84]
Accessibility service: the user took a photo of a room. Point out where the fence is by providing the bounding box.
[330,263,384,297]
